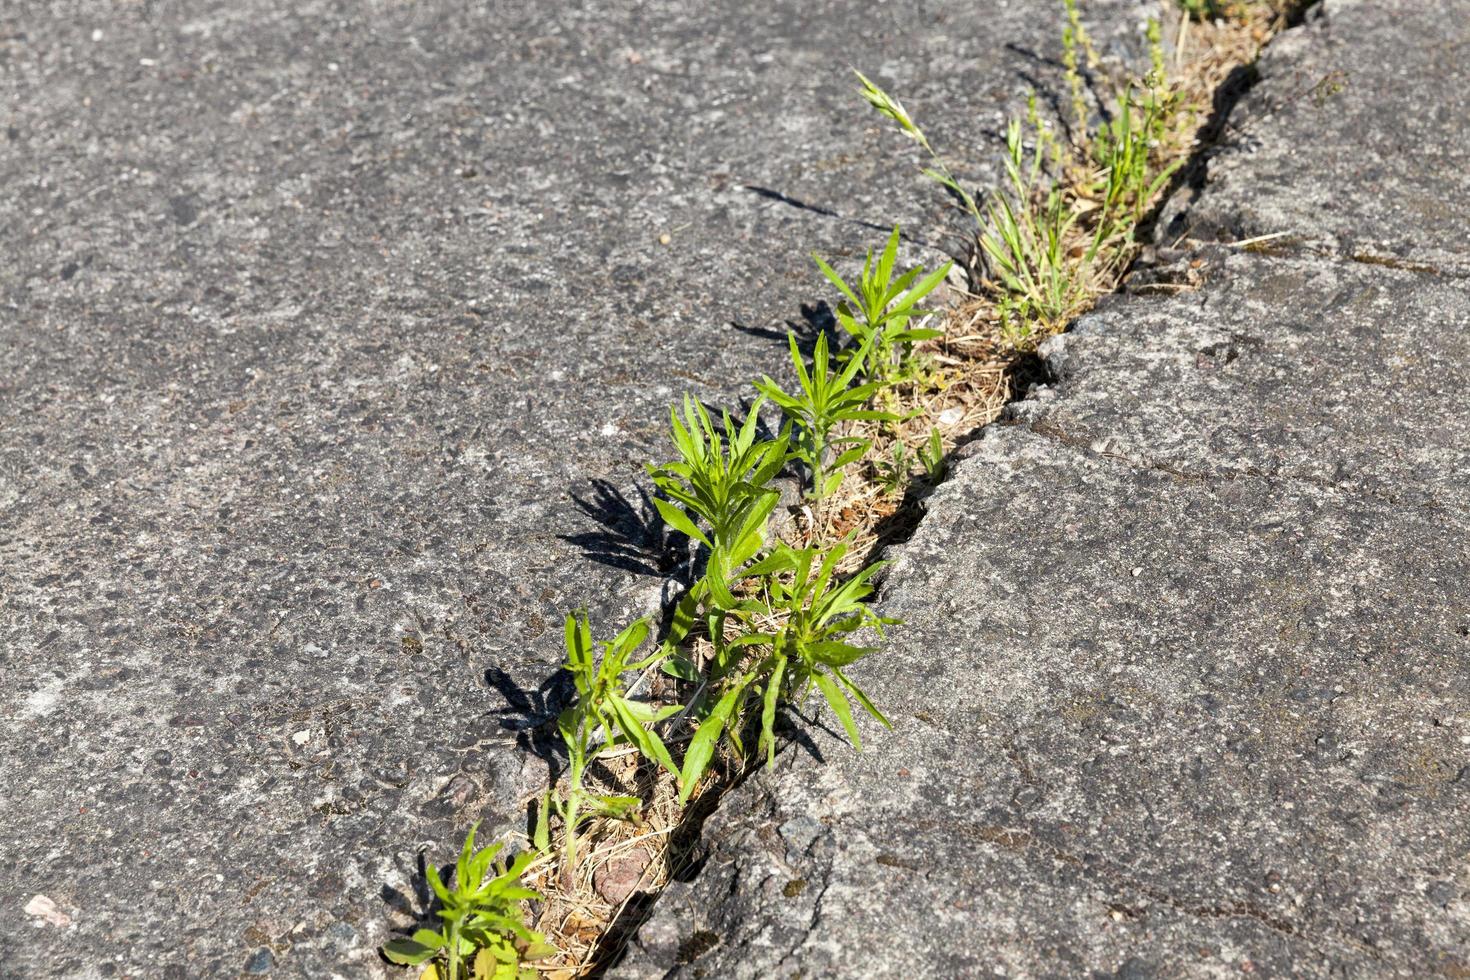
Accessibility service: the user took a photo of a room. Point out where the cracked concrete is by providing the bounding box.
[615,1,1470,976]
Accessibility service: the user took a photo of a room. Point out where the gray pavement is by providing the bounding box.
[616,1,1470,976]
[0,1,1160,977]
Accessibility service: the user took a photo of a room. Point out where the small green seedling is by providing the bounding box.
[382,823,551,980]
[875,439,912,496]
[674,539,896,800]
[648,396,789,611]
[755,331,893,501]
[812,225,952,385]
[549,613,677,881]
[876,428,946,495]
[918,427,946,483]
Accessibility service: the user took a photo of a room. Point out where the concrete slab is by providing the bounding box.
[0,1,1156,976]
[620,425,1470,977]
[1158,0,1470,273]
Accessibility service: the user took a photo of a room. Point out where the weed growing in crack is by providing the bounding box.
[646,396,788,611]
[383,824,550,980]
[875,427,946,496]
[672,537,896,798]
[874,439,912,497]
[812,225,952,387]
[858,2,1189,347]
[755,331,891,503]
[918,427,947,483]
[739,541,896,763]
[982,116,1088,338]
[545,613,678,883]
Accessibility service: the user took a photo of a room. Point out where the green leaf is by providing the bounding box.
[521,940,557,961]
[759,656,787,767]
[892,327,943,342]
[532,790,551,854]
[812,670,862,750]
[590,794,643,819]
[382,934,443,966]
[654,497,710,547]
[661,647,701,681]
[678,681,745,803]
[610,696,679,777]
[831,444,870,470]
[425,864,452,907]
[834,667,892,729]
[665,589,703,649]
[808,640,877,666]
[812,252,864,312]
[834,308,867,342]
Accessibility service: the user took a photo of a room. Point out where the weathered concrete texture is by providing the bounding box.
[616,2,1470,976]
[1017,251,1470,516]
[1158,0,1470,274]
[0,0,1161,976]
[620,428,1470,978]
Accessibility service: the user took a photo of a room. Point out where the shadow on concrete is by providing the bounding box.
[562,479,669,578]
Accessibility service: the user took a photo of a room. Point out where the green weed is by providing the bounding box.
[741,541,895,763]
[382,824,550,980]
[875,428,945,495]
[676,539,895,798]
[545,613,677,880]
[918,427,946,483]
[647,397,788,611]
[859,3,1183,346]
[755,331,892,501]
[812,225,952,386]
[874,439,911,496]
[981,117,1086,338]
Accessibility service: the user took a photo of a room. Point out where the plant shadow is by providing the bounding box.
[560,479,672,578]
[378,850,451,962]
[730,299,837,362]
[484,664,575,769]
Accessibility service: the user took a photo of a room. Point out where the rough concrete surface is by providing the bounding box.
[616,1,1470,976]
[1157,0,1470,274]
[0,1,1163,977]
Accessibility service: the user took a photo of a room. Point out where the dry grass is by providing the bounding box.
[512,4,1290,975]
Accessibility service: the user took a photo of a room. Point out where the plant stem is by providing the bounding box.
[561,731,586,888]
[446,916,462,980]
